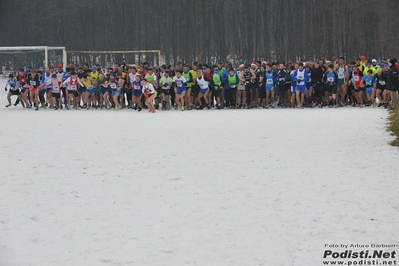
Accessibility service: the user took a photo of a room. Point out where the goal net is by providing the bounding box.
[0,46,66,105]
[67,50,161,69]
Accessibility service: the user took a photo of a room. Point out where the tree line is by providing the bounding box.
[0,0,398,65]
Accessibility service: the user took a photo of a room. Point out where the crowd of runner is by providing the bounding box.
[4,56,399,112]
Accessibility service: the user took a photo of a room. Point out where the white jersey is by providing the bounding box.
[337,66,346,80]
[173,76,187,88]
[47,78,61,93]
[296,69,306,85]
[56,71,66,82]
[142,83,156,94]
[160,76,173,90]
[196,76,209,89]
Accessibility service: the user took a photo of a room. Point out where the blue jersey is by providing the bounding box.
[132,80,142,90]
[362,75,376,88]
[325,71,338,86]
[290,71,297,86]
[265,70,274,89]
[7,78,18,90]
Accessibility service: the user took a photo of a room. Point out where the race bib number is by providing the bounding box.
[297,74,304,80]
[30,81,36,86]
[353,76,359,81]
[53,85,59,90]
[134,85,141,90]
[379,81,385,85]
[199,83,206,88]
[110,83,117,89]
[267,79,273,85]
[176,81,183,87]
[70,85,77,90]
[87,86,93,90]
[338,73,345,79]
[327,77,334,82]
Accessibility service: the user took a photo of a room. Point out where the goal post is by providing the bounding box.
[66,50,161,68]
[0,46,66,72]
[0,46,66,105]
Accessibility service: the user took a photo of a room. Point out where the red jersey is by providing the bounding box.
[17,74,27,86]
[352,71,362,89]
[69,77,78,90]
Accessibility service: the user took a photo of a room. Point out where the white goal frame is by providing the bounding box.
[0,46,67,71]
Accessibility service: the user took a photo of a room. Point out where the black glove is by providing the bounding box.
[5,87,7,91]
[297,79,302,83]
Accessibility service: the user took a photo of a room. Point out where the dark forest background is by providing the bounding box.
[1,0,399,64]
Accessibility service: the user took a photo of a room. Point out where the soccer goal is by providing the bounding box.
[66,50,161,69]
[0,46,66,105]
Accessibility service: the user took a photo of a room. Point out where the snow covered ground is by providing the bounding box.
[0,107,398,266]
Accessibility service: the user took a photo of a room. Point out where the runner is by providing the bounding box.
[348,66,364,107]
[5,74,23,108]
[203,67,213,107]
[292,62,309,108]
[275,63,287,107]
[323,64,339,108]
[375,64,390,108]
[182,65,193,109]
[97,74,109,109]
[194,69,210,109]
[41,67,53,108]
[159,71,173,110]
[236,64,246,109]
[226,68,238,109]
[142,78,157,113]
[312,60,325,107]
[361,69,377,107]
[335,57,348,106]
[43,74,62,110]
[305,65,313,107]
[27,70,42,111]
[264,64,275,108]
[172,70,188,111]
[131,74,143,111]
[63,71,84,110]
[111,73,125,111]
[144,66,158,109]
[243,64,256,109]
[212,67,223,109]
[289,64,297,108]
[16,69,29,107]
[256,65,265,108]
[81,73,96,109]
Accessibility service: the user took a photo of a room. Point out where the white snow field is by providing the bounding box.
[1,107,398,266]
